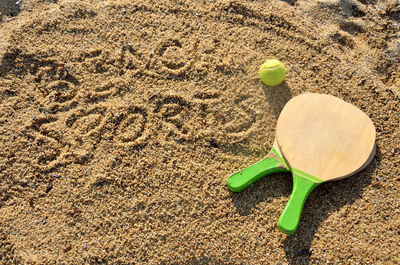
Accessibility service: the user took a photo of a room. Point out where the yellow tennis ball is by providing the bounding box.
[259,59,286,87]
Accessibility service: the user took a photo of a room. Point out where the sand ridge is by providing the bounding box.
[0,0,399,264]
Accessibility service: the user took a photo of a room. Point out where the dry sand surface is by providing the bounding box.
[0,0,399,264]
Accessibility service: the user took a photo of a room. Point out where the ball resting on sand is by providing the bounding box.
[259,59,286,87]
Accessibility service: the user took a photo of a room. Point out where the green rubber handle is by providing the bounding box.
[277,169,321,235]
[226,147,289,192]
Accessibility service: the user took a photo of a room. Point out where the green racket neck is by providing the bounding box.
[278,168,323,235]
[226,146,289,192]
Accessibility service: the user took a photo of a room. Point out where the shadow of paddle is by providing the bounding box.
[282,146,381,264]
[0,0,21,17]
[230,171,292,216]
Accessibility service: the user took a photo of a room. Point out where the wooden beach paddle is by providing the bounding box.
[275,93,376,235]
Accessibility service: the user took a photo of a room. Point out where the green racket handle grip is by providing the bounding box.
[278,169,321,235]
[226,147,289,192]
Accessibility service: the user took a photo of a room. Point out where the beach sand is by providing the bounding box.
[0,0,399,264]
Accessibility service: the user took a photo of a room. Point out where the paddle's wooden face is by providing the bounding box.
[276,93,376,181]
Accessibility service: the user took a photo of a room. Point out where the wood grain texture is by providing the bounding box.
[276,93,376,181]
